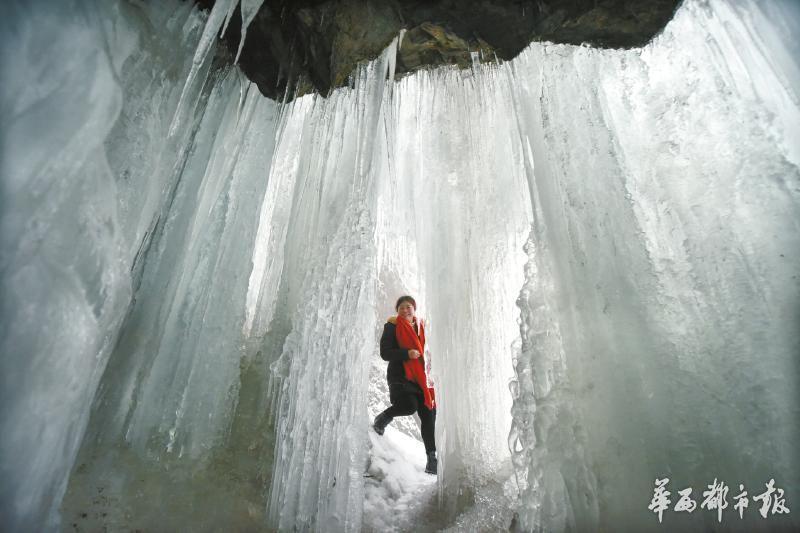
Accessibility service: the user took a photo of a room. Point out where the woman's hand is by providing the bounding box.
[408,349,421,359]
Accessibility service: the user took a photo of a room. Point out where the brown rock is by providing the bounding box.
[204,0,680,100]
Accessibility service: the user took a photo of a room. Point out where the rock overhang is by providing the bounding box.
[197,0,682,100]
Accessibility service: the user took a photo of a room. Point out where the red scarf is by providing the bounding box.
[394,315,436,409]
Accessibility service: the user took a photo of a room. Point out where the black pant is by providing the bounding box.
[381,384,436,453]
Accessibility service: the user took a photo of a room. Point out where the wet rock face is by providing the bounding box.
[200,0,680,99]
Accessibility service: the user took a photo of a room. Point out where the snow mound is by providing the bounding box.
[363,425,437,532]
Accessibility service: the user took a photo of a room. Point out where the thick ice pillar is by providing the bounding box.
[264,37,402,531]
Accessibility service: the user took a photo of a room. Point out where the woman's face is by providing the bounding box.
[397,301,415,322]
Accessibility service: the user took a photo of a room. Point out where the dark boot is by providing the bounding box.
[372,412,392,435]
[425,451,437,475]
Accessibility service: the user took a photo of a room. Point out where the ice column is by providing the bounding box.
[264,37,401,531]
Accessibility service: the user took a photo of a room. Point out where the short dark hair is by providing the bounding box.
[395,295,416,310]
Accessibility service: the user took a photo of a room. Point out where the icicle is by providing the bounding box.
[386,33,400,82]
[234,0,266,64]
[220,0,240,37]
[470,50,480,68]
[169,0,237,137]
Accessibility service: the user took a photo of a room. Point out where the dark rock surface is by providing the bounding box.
[198,0,681,100]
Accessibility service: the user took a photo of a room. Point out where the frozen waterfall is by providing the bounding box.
[1,0,798,531]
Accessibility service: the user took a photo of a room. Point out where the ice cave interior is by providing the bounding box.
[1,0,798,531]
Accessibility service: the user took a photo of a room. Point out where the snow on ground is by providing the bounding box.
[363,423,438,532]
[362,419,519,533]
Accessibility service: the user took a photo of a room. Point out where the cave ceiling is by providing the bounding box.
[197,0,682,100]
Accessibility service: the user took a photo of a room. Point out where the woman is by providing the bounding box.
[372,295,437,475]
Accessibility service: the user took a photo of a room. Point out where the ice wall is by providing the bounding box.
[2,1,279,530]
[1,2,142,529]
[1,0,798,531]
[507,1,800,531]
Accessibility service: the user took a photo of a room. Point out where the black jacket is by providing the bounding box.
[380,321,423,395]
